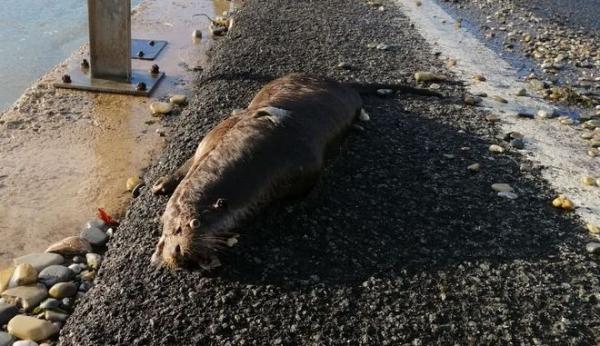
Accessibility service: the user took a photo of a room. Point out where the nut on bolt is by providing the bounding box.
[62,74,72,83]
[136,82,147,91]
[81,59,89,69]
[150,64,160,74]
[137,50,145,58]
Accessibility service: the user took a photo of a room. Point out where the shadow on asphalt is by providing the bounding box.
[217,96,581,288]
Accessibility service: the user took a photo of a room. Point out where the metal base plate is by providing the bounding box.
[131,39,167,60]
[54,68,164,96]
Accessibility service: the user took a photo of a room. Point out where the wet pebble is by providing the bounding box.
[44,310,68,323]
[1,284,48,310]
[467,163,480,172]
[359,109,370,122]
[414,71,445,82]
[516,88,527,96]
[581,176,596,186]
[516,111,534,119]
[0,332,14,346]
[491,183,513,193]
[68,264,83,275]
[498,191,519,200]
[588,148,599,157]
[12,341,38,346]
[510,138,525,149]
[61,298,74,310]
[537,109,557,119]
[336,62,352,70]
[375,43,389,50]
[80,227,108,247]
[485,114,500,122]
[169,95,187,105]
[587,223,600,235]
[39,298,60,311]
[192,30,202,39]
[7,315,58,342]
[9,264,37,287]
[0,302,18,325]
[13,253,64,272]
[552,195,575,210]
[126,176,142,192]
[85,219,108,232]
[79,281,92,293]
[49,282,77,299]
[464,95,481,106]
[45,236,92,256]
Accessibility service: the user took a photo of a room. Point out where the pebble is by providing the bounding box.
[359,109,370,122]
[510,138,525,149]
[552,195,575,210]
[485,114,500,122]
[429,83,441,90]
[126,176,142,191]
[169,95,187,105]
[80,227,108,247]
[586,242,600,254]
[9,264,37,287]
[492,95,508,103]
[375,43,389,50]
[7,315,59,342]
[38,265,73,287]
[498,191,519,200]
[192,29,202,39]
[85,219,108,232]
[44,310,68,323]
[79,281,92,293]
[336,62,352,70]
[86,253,102,270]
[414,71,445,82]
[516,112,534,119]
[588,148,599,157]
[0,332,14,346]
[491,183,513,193]
[49,282,77,299]
[581,176,596,186]
[587,223,600,235]
[516,88,527,96]
[0,267,14,293]
[584,120,600,130]
[473,74,486,82]
[560,118,574,125]
[489,144,504,153]
[537,109,556,119]
[1,285,48,310]
[376,89,393,96]
[62,297,74,309]
[68,264,83,275]
[13,253,64,272]
[463,95,481,106]
[149,102,173,115]
[0,302,18,325]
[39,298,60,311]
[80,270,95,282]
[12,341,38,346]
[467,163,480,172]
[45,236,92,256]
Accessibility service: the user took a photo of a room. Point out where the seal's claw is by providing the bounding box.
[152,176,177,195]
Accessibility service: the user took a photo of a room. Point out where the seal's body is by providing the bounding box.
[151,74,363,268]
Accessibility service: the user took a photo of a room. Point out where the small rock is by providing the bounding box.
[49,282,77,299]
[0,302,18,325]
[169,95,187,105]
[586,223,600,235]
[0,266,14,294]
[336,62,352,70]
[429,83,441,90]
[485,114,500,122]
[537,109,555,119]
[44,310,68,323]
[560,118,574,125]
[552,195,575,210]
[80,271,95,282]
[510,138,525,149]
[61,297,75,309]
[489,144,504,153]
[192,29,202,39]
[516,112,534,119]
[492,95,508,103]
[68,264,82,275]
[13,341,39,346]
[376,89,393,96]
[375,43,389,50]
[588,148,599,157]
[39,298,60,311]
[9,264,37,287]
[359,109,370,122]
[581,176,596,186]
[86,253,102,270]
[464,95,481,106]
[45,236,92,256]
[1,285,48,310]
[38,265,73,287]
[85,219,108,231]
[473,74,486,82]
[7,315,59,342]
[80,227,108,247]
[126,176,142,191]
[586,242,600,254]
[498,191,519,200]
[516,88,527,96]
[79,281,92,292]
[13,253,64,272]
[414,71,445,82]
[467,163,480,172]
[0,332,14,346]
[491,183,513,193]
[150,102,173,115]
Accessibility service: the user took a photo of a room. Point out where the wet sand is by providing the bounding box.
[0,0,234,268]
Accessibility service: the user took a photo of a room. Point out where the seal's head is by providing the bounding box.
[151,197,237,270]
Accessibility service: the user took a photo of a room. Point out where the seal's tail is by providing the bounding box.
[344,82,444,98]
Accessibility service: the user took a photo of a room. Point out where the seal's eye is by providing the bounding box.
[213,198,228,210]
[189,219,200,229]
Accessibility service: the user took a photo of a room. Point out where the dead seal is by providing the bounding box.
[151,73,438,269]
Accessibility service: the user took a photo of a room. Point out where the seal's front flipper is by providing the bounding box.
[151,156,194,195]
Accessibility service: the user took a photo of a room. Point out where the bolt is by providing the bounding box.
[62,74,72,83]
[150,64,160,74]
[137,50,145,58]
[136,82,147,91]
[149,40,155,46]
[81,59,89,69]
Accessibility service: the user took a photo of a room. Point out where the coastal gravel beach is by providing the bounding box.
[58,0,600,344]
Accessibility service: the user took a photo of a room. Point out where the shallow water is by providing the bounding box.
[0,0,141,112]
[0,0,234,268]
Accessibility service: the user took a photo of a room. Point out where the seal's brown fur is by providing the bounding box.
[151,73,363,268]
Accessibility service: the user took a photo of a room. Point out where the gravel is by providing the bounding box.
[58,0,600,344]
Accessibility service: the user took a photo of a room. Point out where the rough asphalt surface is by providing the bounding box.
[59,0,600,344]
